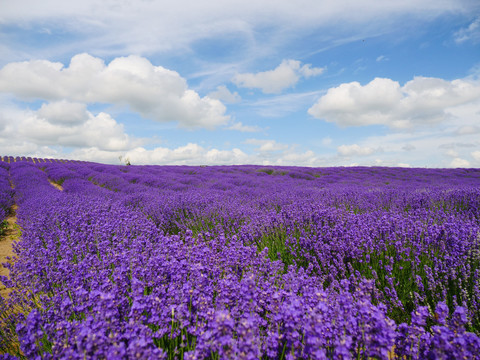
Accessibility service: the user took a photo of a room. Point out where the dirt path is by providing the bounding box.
[48,179,63,191]
[0,204,19,298]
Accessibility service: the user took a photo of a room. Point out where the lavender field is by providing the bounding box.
[0,157,480,359]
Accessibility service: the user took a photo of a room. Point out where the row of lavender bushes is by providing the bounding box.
[0,159,479,359]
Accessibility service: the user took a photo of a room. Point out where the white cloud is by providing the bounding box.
[249,90,323,117]
[472,150,480,161]
[0,139,40,157]
[245,139,289,152]
[450,157,470,168]
[241,138,323,166]
[124,144,250,165]
[337,144,378,157]
[454,17,480,44]
[205,148,249,164]
[233,59,324,94]
[1,0,473,63]
[439,142,477,149]
[37,100,89,125]
[299,64,325,78]
[338,120,480,167]
[276,150,318,166]
[67,141,325,167]
[455,125,480,135]
[402,144,416,151]
[0,100,140,152]
[376,55,388,62]
[68,143,250,166]
[321,137,333,146]
[207,85,241,103]
[445,149,459,157]
[309,78,403,127]
[0,54,229,129]
[308,76,480,129]
[227,122,262,132]
[68,147,125,165]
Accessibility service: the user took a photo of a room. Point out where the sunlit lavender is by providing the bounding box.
[1,157,480,359]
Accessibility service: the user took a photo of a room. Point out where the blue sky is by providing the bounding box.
[0,0,479,167]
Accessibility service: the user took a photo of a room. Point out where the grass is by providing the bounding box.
[0,290,46,358]
[0,220,7,236]
[257,228,480,333]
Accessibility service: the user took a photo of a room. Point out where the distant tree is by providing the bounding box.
[119,155,131,166]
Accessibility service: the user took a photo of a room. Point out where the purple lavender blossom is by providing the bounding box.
[1,160,479,358]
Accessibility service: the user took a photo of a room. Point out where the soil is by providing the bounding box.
[0,205,19,298]
[48,179,63,191]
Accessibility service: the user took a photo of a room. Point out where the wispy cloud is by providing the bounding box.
[376,55,388,62]
[454,17,480,44]
[232,59,324,94]
[227,122,262,133]
[245,139,289,152]
[248,90,323,117]
[2,0,471,60]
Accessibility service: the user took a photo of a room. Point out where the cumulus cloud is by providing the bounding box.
[240,138,322,166]
[68,142,324,167]
[472,150,480,161]
[127,143,210,165]
[233,59,324,94]
[37,100,89,125]
[450,157,470,168]
[337,144,378,157]
[308,76,480,129]
[87,143,250,166]
[277,150,318,165]
[347,126,480,168]
[0,53,229,129]
[0,100,140,152]
[298,64,325,78]
[0,99,320,166]
[207,85,241,103]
